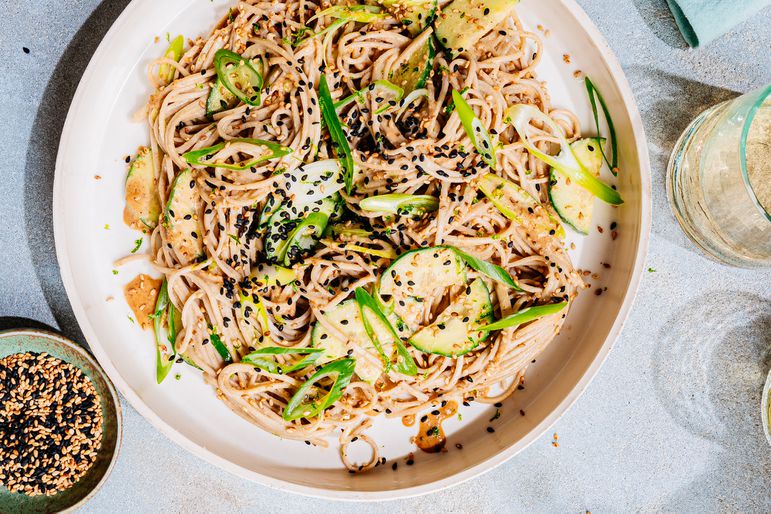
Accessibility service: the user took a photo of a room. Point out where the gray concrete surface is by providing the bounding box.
[1,0,770,511]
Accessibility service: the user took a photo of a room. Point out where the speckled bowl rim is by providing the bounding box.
[763,368,771,447]
[0,329,123,512]
[52,0,652,502]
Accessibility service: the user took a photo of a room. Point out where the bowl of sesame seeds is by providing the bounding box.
[0,329,121,513]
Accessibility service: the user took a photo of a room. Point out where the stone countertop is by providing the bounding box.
[1,0,770,511]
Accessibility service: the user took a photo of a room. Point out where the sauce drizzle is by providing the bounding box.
[123,274,162,329]
[415,401,457,453]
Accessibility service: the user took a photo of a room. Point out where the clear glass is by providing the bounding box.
[667,85,771,268]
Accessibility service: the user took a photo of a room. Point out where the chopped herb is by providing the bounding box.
[647,267,656,273]
[131,238,143,254]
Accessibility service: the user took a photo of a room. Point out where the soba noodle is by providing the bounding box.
[133,0,586,471]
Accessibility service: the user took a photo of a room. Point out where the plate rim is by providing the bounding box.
[52,0,652,500]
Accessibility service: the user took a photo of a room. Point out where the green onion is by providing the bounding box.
[452,90,496,169]
[585,77,618,175]
[214,49,263,106]
[278,212,330,266]
[505,104,623,205]
[159,35,184,84]
[334,79,404,115]
[242,347,324,374]
[283,358,356,421]
[183,138,291,170]
[295,6,385,48]
[167,301,182,352]
[153,280,174,384]
[332,242,397,259]
[449,247,520,290]
[319,75,354,194]
[209,328,233,363]
[309,5,386,23]
[328,224,373,238]
[354,288,417,376]
[360,194,439,217]
[479,301,568,332]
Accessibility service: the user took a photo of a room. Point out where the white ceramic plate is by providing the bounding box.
[54,0,651,500]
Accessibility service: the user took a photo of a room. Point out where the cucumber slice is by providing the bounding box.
[409,278,493,357]
[435,0,519,55]
[478,173,562,238]
[381,0,437,35]
[389,28,435,94]
[124,147,161,231]
[279,159,344,206]
[206,78,237,117]
[164,169,204,264]
[548,138,604,235]
[379,246,466,298]
[311,300,410,384]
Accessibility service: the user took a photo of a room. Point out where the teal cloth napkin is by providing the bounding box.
[665,0,771,47]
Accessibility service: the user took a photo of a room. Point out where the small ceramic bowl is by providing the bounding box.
[0,329,122,513]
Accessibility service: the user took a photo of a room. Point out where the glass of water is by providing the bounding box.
[667,85,771,268]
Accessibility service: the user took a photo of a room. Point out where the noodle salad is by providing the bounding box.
[121,0,622,472]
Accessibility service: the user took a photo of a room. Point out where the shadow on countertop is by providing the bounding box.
[622,66,740,254]
[23,0,132,347]
[653,290,771,511]
[630,0,689,50]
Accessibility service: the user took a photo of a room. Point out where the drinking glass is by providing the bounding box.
[667,85,771,268]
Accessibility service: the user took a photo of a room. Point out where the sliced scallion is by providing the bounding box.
[242,347,324,374]
[183,138,291,170]
[354,288,417,376]
[319,75,355,194]
[452,89,496,169]
[209,328,233,363]
[159,35,184,84]
[479,301,568,332]
[449,247,520,290]
[153,279,174,384]
[585,77,618,175]
[505,104,623,205]
[334,79,404,115]
[283,358,356,421]
[213,49,264,106]
[359,194,439,217]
